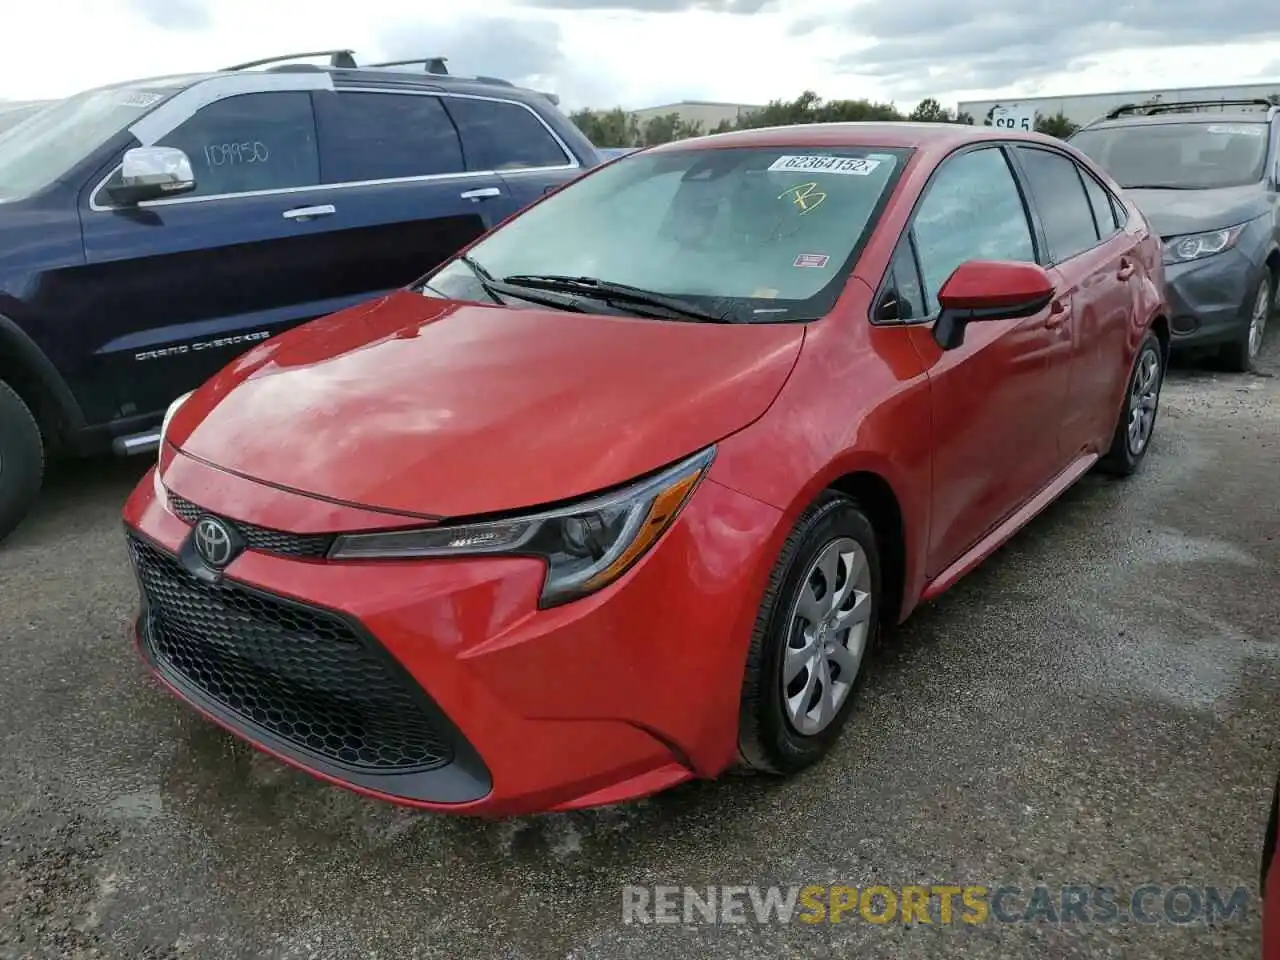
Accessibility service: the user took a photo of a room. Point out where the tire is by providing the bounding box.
[0,379,44,543]
[1097,330,1164,477]
[1220,268,1273,373]
[737,490,882,775]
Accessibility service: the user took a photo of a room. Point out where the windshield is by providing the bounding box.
[0,84,181,202]
[0,102,51,135]
[1070,120,1270,189]
[423,144,909,322]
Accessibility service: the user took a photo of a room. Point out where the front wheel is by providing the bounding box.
[0,379,44,543]
[1098,330,1164,477]
[737,491,881,775]
[1221,269,1273,373]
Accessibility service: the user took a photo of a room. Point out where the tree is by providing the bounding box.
[568,107,637,148]
[909,97,951,122]
[567,90,987,148]
[1034,109,1079,139]
[638,112,703,146]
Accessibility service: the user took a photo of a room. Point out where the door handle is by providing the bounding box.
[1045,297,1070,329]
[282,204,336,221]
[460,187,502,201]
[1117,258,1135,281]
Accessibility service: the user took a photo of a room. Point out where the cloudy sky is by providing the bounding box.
[5,0,1280,112]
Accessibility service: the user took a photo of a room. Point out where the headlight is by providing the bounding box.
[1162,224,1247,265]
[329,447,715,607]
[159,390,193,456]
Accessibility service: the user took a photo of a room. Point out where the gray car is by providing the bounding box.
[1069,99,1279,370]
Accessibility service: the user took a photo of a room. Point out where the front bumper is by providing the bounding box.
[1163,248,1261,350]
[121,453,782,817]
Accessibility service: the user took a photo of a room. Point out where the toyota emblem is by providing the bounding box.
[193,516,235,568]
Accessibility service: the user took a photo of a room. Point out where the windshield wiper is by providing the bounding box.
[455,255,506,305]
[1121,184,1197,190]
[500,274,741,323]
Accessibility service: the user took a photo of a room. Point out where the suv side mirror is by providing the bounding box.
[107,146,196,206]
[933,260,1055,350]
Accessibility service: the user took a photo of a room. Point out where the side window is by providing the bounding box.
[444,97,571,171]
[1110,194,1129,229]
[1080,169,1121,237]
[315,92,464,183]
[1014,147,1101,262]
[910,147,1036,313]
[884,237,926,321]
[156,92,319,198]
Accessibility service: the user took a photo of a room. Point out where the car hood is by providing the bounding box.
[173,292,805,518]
[1126,184,1269,238]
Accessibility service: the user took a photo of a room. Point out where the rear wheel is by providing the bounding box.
[1221,269,1273,373]
[1098,330,1164,477]
[0,379,44,543]
[737,491,881,774]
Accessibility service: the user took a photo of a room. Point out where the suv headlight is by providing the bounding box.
[159,390,193,457]
[329,447,715,607]
[1162,224,1247,265]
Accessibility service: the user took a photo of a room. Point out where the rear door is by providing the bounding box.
[1011,145,1137,459]
[310,87,513,287]
[442,95,585,210]
[896,144,1073,577]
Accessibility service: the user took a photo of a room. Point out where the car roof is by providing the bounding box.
[1082,111,1273,130]
[646,121,1067,156]
[77,65,556,109]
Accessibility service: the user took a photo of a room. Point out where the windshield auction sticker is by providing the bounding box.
[794,253,830,268]
[114,90,166,108]
[768,155,882,176]
[1207,124,1265,136]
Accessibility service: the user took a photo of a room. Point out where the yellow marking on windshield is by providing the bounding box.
[778,181,827,214]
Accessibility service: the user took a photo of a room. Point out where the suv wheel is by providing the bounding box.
[1221,268,1273,373]
[0,379,44,543]
[737,491,881,774]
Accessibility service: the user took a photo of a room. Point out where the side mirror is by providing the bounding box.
[107,146,196,205]
[933,260,1055,350]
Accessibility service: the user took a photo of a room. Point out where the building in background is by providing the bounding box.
[958,81,1280,126]
[629,100,763,130]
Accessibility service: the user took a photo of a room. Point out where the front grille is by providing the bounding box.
[128,535,455,773]
[166,491,334,559]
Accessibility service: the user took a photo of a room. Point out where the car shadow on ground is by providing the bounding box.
[5,454,151,551]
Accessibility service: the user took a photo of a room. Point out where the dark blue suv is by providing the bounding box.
[0,51,600,541]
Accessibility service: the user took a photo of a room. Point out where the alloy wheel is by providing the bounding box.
[782,536,873,736]
[1127,346,1161,457]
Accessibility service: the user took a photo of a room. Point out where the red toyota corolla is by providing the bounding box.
[122,123,1168,817]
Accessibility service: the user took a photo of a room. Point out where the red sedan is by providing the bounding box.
[122,123,1169,817]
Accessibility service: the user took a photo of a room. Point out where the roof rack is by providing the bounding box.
[1103,97,1275,120]
[224,49,357,71]
[367,57,449,74]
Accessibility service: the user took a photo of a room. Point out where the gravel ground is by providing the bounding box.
[1,339,1277,960]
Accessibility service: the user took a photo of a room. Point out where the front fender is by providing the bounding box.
[0,312,86,438]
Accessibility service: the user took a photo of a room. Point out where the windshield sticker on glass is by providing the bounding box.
[1207,124,1266,137]
[115,91,165,109]
[751,287,781,298]
[794,253,830,269]
[768,155,882,176]
[778,181,827,214]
